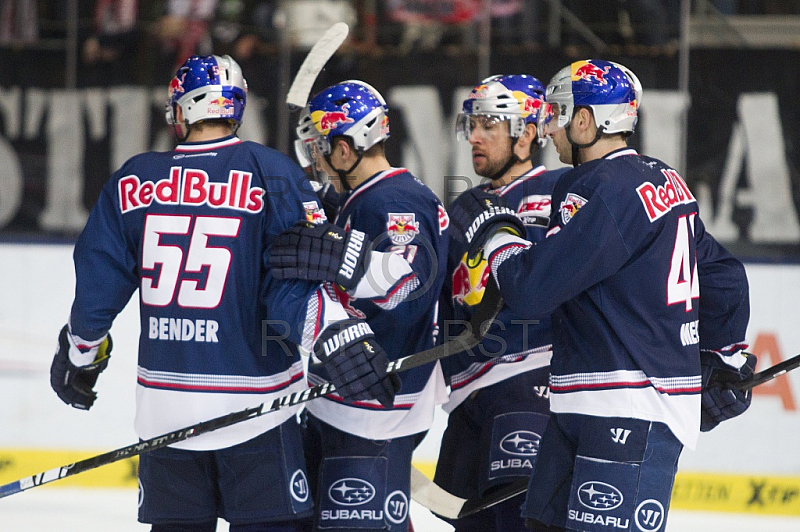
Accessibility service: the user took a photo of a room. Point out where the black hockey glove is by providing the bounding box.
[313,320,401,408]
[700,349,757,432]
[50,325,112,410]
[270,221,371,291]
[449,188,525,258]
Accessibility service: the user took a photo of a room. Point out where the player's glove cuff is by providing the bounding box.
[449,189,526,258]
[313,320,400,408]
[699,349,756,432]
[50,325,112,410]
[270,222,371,291]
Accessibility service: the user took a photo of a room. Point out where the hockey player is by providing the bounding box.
[270,80,448,532]
[49,55,398,531]
[447,59,754,532]
[433,74,567,532]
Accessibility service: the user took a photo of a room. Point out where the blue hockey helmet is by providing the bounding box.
[456,74,546,142]
[165,54,247,127]
[305,80,390,157]
[542,59,641,136]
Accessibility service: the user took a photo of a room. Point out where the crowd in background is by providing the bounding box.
[0,0,798,89]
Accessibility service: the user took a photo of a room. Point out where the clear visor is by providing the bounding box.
[293,136,330,167]
[455,113,512,141]
[538,102,571,137]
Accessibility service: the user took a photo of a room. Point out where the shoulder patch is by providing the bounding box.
[386,213,419,245]
[438,204,450,234]
[560,193,587,225]
[303,201,327,224]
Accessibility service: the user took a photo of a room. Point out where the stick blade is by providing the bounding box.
[410,467,465,520]
[286,22,350,111]
[457,478,529,518]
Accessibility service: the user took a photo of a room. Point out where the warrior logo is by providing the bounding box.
[387,213,419,245]
[635,499,665,531]
[290,470,310,503]
[329,478,376,506]
[385,490,409,524]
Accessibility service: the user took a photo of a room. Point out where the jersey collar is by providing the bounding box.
[175,135,242,152]
[604,147,639,160]
[341,167,407,212]
[496,165,547,197]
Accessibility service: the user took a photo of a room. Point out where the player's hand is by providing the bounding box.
[700,349,757,432]
[270,221,371,291]
[313,320,401,408]
[50,325,112,410]
[448,188,525,258]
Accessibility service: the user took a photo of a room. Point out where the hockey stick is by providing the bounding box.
[0,282,502,499]
[411,353,800,520]
[285,22,349,111]
[737,352,800,391]
[410,466,528,520]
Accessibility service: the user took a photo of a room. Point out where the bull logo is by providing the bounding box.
[312,103,355,134]
[386,213,419,245]
[572,61,612,84]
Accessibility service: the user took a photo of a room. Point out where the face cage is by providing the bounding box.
[455,113,525,141]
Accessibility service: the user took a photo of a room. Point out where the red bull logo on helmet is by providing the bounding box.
[386,213,419,245]
[312,103,355,135]
[469,84,490,99]
[511,91,542,118]
[207,97,235,117]
[572,61,612,85]
[168,75,185,98]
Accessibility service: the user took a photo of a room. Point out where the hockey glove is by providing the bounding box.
[700,349,757,432]
[313,320,401,408]
[270,221,371,291]
[50,324,112,410]
[449,188,525,258]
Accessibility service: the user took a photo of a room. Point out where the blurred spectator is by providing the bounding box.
[154,0,218,77]
[211,0,278,59]
[276,0,356,50]
[386,0,479,52]
[81,0,140,85]
[0,0,38,46]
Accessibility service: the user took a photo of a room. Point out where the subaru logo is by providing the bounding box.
[577,481,623,511]
[500,430,541,456]
[328,478,376,506]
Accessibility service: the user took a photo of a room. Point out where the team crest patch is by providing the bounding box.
[303,201,327,224]
[560,193,587,225]
[386,213,419,245]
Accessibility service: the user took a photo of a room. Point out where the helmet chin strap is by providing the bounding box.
[566,125,603,167]
[324,152,364,191]
[489,137,530,182]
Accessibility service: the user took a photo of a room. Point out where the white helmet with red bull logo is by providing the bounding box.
[456,74,547,143]
[165,54,247,128]
[543,59,642,136]
[303,80,390,158]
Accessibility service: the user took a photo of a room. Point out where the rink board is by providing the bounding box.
[1,246,799,515]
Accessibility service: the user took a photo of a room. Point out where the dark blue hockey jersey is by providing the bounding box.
[440,166,568,412]
[486,148,749,448]
[306,168,449,439]
[70,135,342,450]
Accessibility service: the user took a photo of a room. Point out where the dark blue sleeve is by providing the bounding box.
[70,176,139,340]
[493,192,631,319]
[694,216,750,350]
